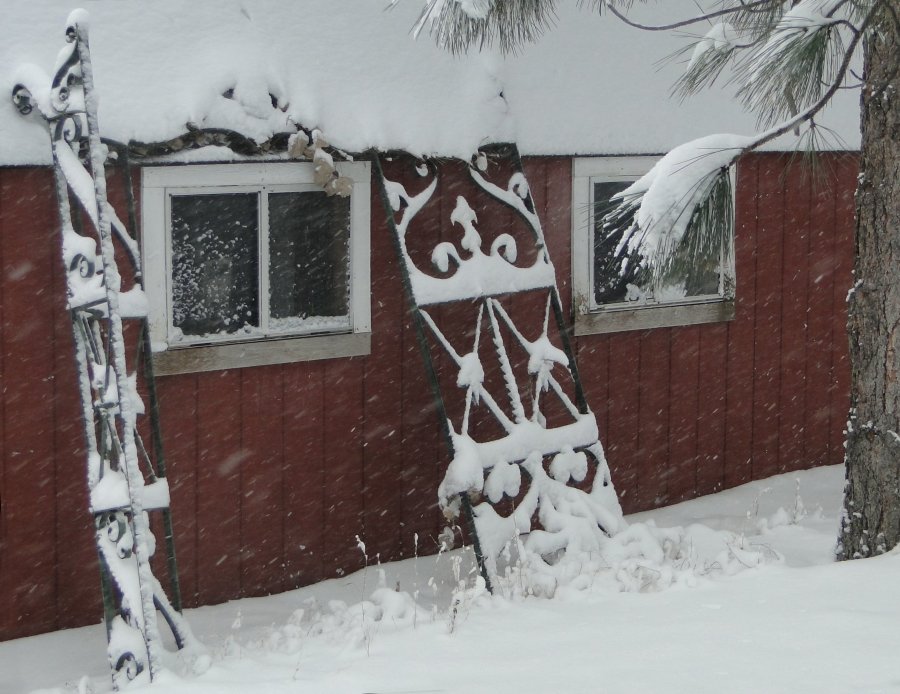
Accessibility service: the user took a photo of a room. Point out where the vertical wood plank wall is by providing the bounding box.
[0,152,856,639]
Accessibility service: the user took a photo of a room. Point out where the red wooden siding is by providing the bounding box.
[0,168,69,637]
[543,151,856,510]
[0,151,856,640]
[547,152,855,513]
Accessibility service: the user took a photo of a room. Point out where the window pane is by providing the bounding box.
[268,192,350,329]
[592,180,724,306]
[593,181,639,305]
[171,193,259,336]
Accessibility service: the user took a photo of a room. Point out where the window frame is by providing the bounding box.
[572,156,735,336]
[142,161,371,374]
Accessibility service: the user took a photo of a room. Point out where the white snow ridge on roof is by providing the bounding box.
[0,0,859,166]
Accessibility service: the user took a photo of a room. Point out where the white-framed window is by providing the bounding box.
[142,161,371,374]
[572,156,735,336]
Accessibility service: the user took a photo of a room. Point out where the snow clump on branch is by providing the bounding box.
[612,132,750,275]
[687,22,738,72]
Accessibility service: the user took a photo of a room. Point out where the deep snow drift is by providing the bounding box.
[4,464,899,694]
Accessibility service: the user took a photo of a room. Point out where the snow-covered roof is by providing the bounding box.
[0,1,860,166]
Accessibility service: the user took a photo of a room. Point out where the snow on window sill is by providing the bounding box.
[163,316,353,348]
[152,331,371,376]
[574,299,735,336]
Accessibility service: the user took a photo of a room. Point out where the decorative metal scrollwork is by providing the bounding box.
[70,252,96,279]
[377,148,623,593]
[114,653,143,682]
[98,510,134,559]
[11,84,33,115]
[11,10,199,689]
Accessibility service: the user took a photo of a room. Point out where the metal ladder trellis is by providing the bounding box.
[376,147,624,590]
[12,10,197,689]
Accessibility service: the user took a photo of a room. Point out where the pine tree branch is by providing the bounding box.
[825,0,855,19]
[604,0,768,32]
[831,18,862,36]
[602,0,881,289]
[741,0,877,153]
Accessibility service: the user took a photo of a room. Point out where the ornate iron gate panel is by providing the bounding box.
[376,147,623,590]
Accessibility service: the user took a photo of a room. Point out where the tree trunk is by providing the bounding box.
[838,4,900,559]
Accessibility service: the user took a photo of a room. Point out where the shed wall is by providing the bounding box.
[0,152,856,639]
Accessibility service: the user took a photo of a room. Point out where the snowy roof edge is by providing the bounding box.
[0,1,861,167]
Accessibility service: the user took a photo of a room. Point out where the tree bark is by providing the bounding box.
[838,3,900,559]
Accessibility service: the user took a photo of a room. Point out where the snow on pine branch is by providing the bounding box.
[411,0,493,41]
[606,133,749,282]
[687,22,739,73]
[671,0,863,128]
[766,0,850,34]
[674,21,740,96]
[737,0,854,125]
[599,0,862,298]
[411,0,557,54]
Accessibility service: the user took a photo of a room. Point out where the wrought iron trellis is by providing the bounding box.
[376,147,623,590]
[12,10,197,689]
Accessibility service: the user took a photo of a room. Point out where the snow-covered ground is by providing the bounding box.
[5,464,899,694]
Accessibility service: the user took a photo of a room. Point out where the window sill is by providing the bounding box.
[152,331,371,376]
[574,300,735,336]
